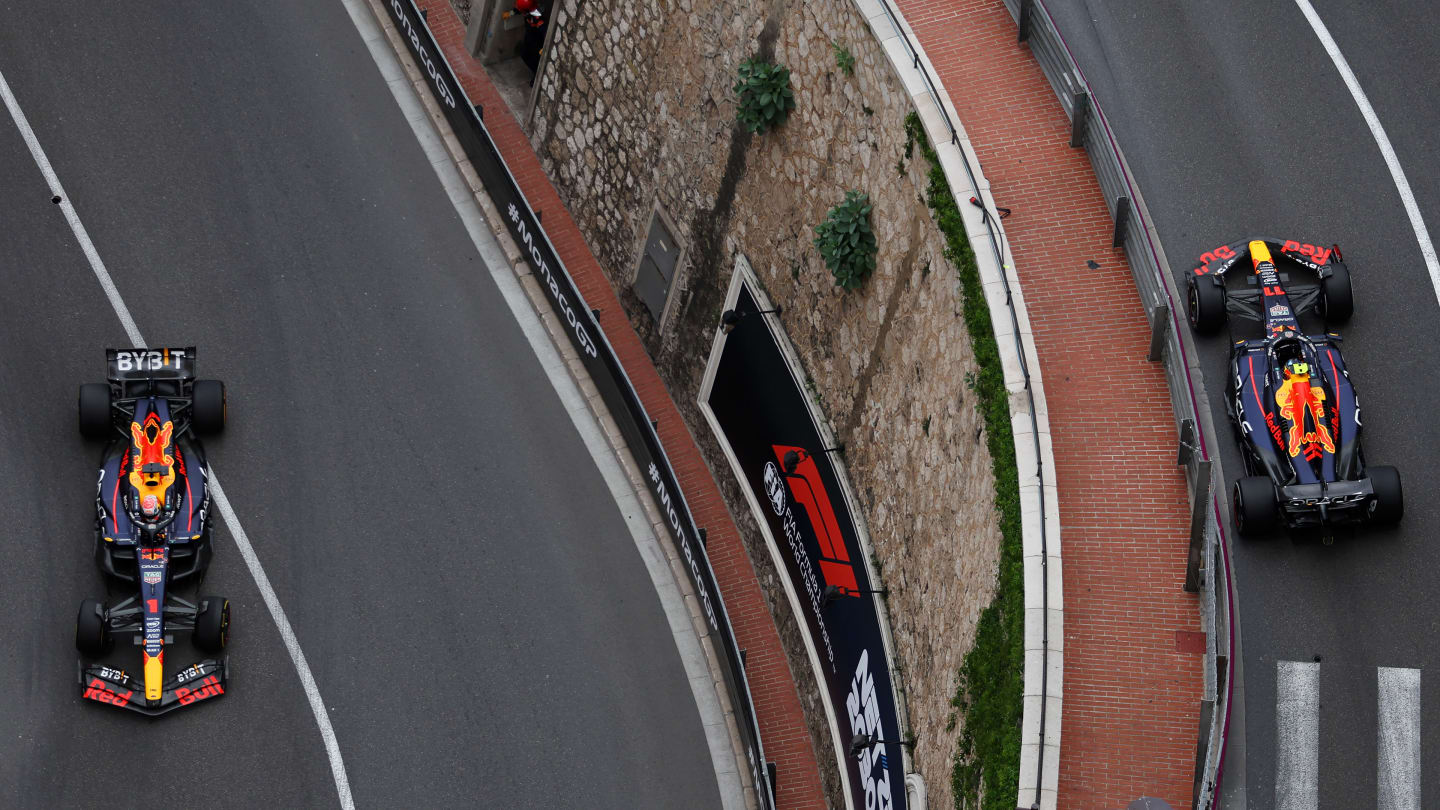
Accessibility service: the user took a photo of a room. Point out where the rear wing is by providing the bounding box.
[106,347,195,382]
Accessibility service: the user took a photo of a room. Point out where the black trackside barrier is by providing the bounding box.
[381,2,775,806]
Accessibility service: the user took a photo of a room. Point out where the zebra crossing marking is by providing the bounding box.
[1274,661,1423,809]
[1276,660,1321,810]
[1377,667,1421,810]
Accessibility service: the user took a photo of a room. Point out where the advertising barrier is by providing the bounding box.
[701,273,907,810]
[378,1,774,805]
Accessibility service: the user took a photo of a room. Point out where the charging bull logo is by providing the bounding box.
[128,414,175,503]
[1276,367,1335,460]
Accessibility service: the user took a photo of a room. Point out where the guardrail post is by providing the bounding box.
[1069,91,1091,148]
[1017,0,1034,42]
[1112,195,1131,248]
[1191,696,1216,807]
[1177,418,1198,467]
[1147,301,1170,361]
[1184,459,1212,592]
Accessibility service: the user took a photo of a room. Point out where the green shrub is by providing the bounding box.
[733,58,795,135]
[831,41,855,76]
[904,111,1024,810]
[813,191,878,290]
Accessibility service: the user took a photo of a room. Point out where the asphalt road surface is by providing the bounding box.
[1041,0,1440,807]
[0,2,720,807]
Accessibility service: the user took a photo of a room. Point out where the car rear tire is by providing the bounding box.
[1188,276,1227,335]
[192,379,226,436]
[76,598,110,656]
[1321,263,1354,323]
[78,383,111,440]
[193,595,230,654]
[1234,476,1278,537]
[1369,465,1404,525]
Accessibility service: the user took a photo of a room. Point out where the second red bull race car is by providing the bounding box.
[74,348,232,714]
[1188,238,1403,538]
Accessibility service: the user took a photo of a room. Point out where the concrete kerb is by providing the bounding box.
[362,1,757,807]
[856,2,1064,809]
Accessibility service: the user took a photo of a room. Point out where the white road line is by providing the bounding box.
[1377,667,1421,810]
[0,68,354,810]
[0,71,144,347]
[1276,660,1320,810]
[1293,0,1440,306]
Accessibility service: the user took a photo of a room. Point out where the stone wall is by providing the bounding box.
[527,0,1004,805]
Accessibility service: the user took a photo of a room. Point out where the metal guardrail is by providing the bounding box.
[869,0,1057,804]
[379,1,776,806]
[1004,0,1234,806]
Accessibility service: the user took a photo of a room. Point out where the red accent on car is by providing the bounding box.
[83,677,133,707]
[111,468,122,536]
[176,675,224,706]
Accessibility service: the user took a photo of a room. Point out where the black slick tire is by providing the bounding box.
[1188,276,1227,335]
[1321,263,1354,323]
[76,598,110,656]
[1234,476,1278,537]
[78,384,111,440]
[193,596,230,653]
[192,379,226,436]
[1369,465,1404,525]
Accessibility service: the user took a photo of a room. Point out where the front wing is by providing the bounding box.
[79,657,227,716]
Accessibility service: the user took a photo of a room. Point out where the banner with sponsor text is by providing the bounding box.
[702,273,906,810]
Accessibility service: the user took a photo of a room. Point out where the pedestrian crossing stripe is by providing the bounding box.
[1275,661,1421,810]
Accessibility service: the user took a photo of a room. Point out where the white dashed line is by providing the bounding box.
[0,67,354,810]
[1275,660,1320,810]
[1293,0,1440,306]
[1377,667,1421,810]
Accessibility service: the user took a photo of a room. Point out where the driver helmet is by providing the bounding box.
[1284,358,1310,379]
[140,494,161,518]
[514,0,537,12]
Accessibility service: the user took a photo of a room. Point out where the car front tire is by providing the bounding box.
[1321,263,1354,323]
[1188,276,1227,335]
[76,598,110,656]
[193,596,230,654]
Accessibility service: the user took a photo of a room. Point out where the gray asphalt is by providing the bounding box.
[0,1,720,808]
[1040,0,1440,807]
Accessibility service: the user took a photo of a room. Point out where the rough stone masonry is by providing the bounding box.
[516,0,1006,804]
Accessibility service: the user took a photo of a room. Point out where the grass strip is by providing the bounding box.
[905,112,1024,810]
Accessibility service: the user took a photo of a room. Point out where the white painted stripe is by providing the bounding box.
[1276,660,1320,810]
[1377,667,1421,810]
[1292,0,1440,308]
[0,71,144,348]
[0,68,354,810]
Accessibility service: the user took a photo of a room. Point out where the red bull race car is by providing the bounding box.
[74,348,231,714]
[1188,238,1403,538]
